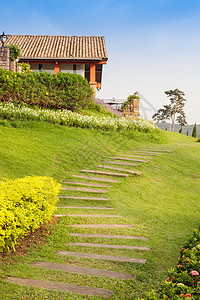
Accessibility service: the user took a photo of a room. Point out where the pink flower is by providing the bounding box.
[190,270,199,276]
[178,264,183,268]
[185,294,192,298]
[166,277,172,282]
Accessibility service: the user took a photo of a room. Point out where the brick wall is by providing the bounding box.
[0,47,10,70]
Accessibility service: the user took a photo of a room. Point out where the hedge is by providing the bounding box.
[0,69,94,111]
[0,176,61,252]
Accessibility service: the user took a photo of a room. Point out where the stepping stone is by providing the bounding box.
[127,152,159,156]
[108,157,148,163]
[97,165,141,175]
[58,251,147,264]
[55,214,122,218]
[72,175,119,183]
[70,233,147,240]
[119,155,153,159]
[62,181,111,188]
[58,196,109,201]
[66,224,134,228]
[61,187,107,193]
[102,161,138,166]
[58,206,114,210]
[5,276,113,298]
[30,261,134,280]
[80,170,129,177]
[135,149,170,153]
[67,243,151,251]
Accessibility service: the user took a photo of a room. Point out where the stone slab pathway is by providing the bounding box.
[58,206,113,210]
[67,242,150,251]
[108,157,148,163]
[80,170,129,177]
[30,261,134,279]
[62,181,111,188]
[58,251,147,264]
[119,155,153,159]
[6,276,113,298]
[97,165,141,175]
[61,187,108,193]
[66,224,134,228]
[58,196,109,200]
[70,233,147,240]
[72,174,119,183]
[56,214,123,218]
[102,161,138,166]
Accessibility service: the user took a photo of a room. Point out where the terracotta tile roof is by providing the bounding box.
[5,35,108,60]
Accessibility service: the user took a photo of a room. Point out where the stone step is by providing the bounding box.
[62,181,111,188]
[58,251,147,264]
[61,187,107,193]
[5,276,113,298]
[118,155,153,159]
[55,214,122,218]
[108,157,148,163]
[66,224,134,228]
[70,233,147,240]
[126,152,159,156]
[58,196,109,201]
[97,165,141,175]
[30,261,134,280]
[134,149,170,153]
[67,243,151,251]
[80,170,129,177]
[102,161,138,166]
[72,175,119,183]
[58,206,114,210]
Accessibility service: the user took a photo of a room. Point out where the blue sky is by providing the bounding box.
[1,0,200,123]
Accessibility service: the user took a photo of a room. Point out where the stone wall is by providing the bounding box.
[0,47,10,70]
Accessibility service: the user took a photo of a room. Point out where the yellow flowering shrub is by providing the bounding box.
[0,176,61,252]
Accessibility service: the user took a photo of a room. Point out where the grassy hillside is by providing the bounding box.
[0,118,199,299]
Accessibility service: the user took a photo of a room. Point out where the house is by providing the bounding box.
[5,35,108,96]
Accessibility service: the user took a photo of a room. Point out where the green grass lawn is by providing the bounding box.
[0,118,199,299]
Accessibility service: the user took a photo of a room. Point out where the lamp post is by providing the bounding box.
[0,31,7,47]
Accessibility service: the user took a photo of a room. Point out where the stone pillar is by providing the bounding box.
[89,63,97,97]
[0,47,10,70]
[132,98,140,117]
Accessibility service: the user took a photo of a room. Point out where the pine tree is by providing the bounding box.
[179,127,182,133]
[152,89,187,131]
[192,123,197,138]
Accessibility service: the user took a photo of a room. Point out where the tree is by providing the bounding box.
[152,89,187,131]
[192,123,197,138]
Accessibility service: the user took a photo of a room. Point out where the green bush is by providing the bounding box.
[0,176,60,252]
[8,45,21,61]
[0,69,94,111]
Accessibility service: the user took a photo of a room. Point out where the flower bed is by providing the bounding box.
[0,102,157,133]
[142,229,200,299]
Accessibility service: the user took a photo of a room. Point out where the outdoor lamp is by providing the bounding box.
[0,31,7,47]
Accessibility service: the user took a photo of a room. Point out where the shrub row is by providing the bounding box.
[142,228,200,299]
[0,69,94,111]
[0,102,158,132]
[0,176,60,252]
